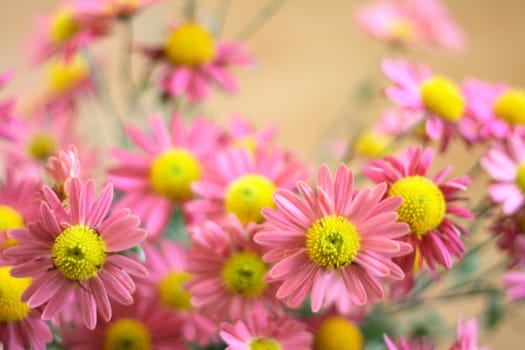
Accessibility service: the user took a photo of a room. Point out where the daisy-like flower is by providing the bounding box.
[503,270,525,301]
[186,217,280,320]
[220,311,313,350]
[381,59,466,151]
[109,113,221,238]
[356,0,465,51]
[140,241,218,345]
[189,146,309,225]
[0,265,52,350]
[311,315,364,350]
[221,115,278,154]
[76,0,163,19]
[46,145,83,188]
[362,146,472,272]
[4,177,147,329]
[62,294,186,349]
[490,209,525,268]
[383,334,434,350]
[143,21,252,103]
[255,164,411,312]
[450,318,488,350]
[481,130,525,214]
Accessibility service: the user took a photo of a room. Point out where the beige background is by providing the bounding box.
[1,0,525,348]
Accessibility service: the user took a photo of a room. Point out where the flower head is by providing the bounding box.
[490,208,525,268]
[503,270,525,301]
[255,164,411,312]
[312,316,364,350]
[450,318,488,350]
[75,0,163,20]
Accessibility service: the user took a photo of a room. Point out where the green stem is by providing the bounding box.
[235,0,288,40]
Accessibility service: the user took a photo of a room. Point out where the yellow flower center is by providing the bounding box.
[353,131,392,158]
[515,163,525,193]
[250,338,282,350]
[149,149,202,201]
[313,316,364,350]
[420,76,464,122]
[52,225,106,281]
[158,271,192,311]
[0,205,24,250]
[165,23,216,67]
[221,251,268,298]
[50,9,79,44]
[28,133,56,161]
[48,55,90,94]
[306,216,361,269]
[0,266,31,323]
[493,89,525,126]
[389,19,415,41]
[388,176,446,237]
[104,318,152,350]
[225,174,276,224]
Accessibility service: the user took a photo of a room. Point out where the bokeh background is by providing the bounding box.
[1,0,525,348]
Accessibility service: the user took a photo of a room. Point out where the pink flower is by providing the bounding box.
[362,146,472,272]
[220,311,312,350]
[255,164,411,312]
[490,209,525,268]
[143,21,252,103]
[384,334,435,350]
[450,318,488,350]
[75,0,163,19]
[4,177,147,329]
[188,146,310,225]
[186,217,280,319]
[481,130,525,214]
[61,294,186,349]
[381,59,466,151]
[46,145,83,185]
[139,241,218,345]
[221,115,278,153]
[357,0,465,51]
[503,270,525,301]
[109,113,221,239]
[0,265,52,350]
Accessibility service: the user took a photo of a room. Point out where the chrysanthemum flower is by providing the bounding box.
[255,164,411,312]
[221,115,278,154]
[450,318,487,350]
[383,334,434,350]
[186,217,280,319]
[490,209,525,268]
[481,130,525,214]
[4,178,147,329]
[140,241,218,345]
[312,316,364,350]
[0,265,52,350]
[189,146,309,225]
[76,0,162,19]
[46,145,83,188]
[220,311,313,350]
[503,270,525,301]
[362,146,472,272]
[109,113,221,238]
[356,0,465,51]
[62,294,186,349]
[143,21,252,103]
[381,59,466,151]
[351,129,394,159]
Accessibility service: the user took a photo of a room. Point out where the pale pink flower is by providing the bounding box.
[109,113,221,239]
[503,270,525,301]
[221,115,278,152]
[255,164,411,312]
[362,146,472,273]
[4,178,148,329]
[46,144,83,185]
[381,59,466,151]
[143,21,252,103]
[450,318,488,350]
[75,0,163,19]
[481,130,525,214]
[220,311,312,350]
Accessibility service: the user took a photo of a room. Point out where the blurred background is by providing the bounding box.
[1,0,524,348]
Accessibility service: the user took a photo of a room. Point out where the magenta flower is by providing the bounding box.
[75,0,163,19]
[503,270,525,301]
[490,208,525,269]
[5,178,147,329]
[450,318,488,350]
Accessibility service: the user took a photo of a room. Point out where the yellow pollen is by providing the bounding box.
[48,55,90,94]
[250,338,282,350]
[0,205,24,250]
[0,266,31,323]
[388,176,446,237]
[50,9,79,44]
[149,149,202,201]
[353,131,393,158]
[313,316,364,350]
[306,216,361,269]
[515,163,525,193]
[420,76,464,122]
[389,19,416,41]
[493,89,525,126]
[158,271,192,311]
[221,251,268,298]
[165,23,216,67]
[225,174,276,224]
[28,133,56,161]
[52,225,106,281]
[104,318,152,350]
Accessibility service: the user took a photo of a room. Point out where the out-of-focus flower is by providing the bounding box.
[143,21,252,103]
[189,146,309,225]
[5,178,147,329]
[220,311,313,350]
[490,208,525,268]
[109,113,221,239]
[381,59,465,151]
[383,334,435,350]
[503,270,525,301]
[351,129,395,159]
[362,146,472,273]
[481,130,525,214]
[356,0,465,51]
[221,115,278,154]
[0,266,52,350]
[450,318,488,350]
[255,164,411,312]
[140,241,218,345]
[75,0,163,20]
[312,316,364,350]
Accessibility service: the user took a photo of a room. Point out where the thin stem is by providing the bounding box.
[184,0,197,21]
[235,0,288,40]
[215,0,231,37]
